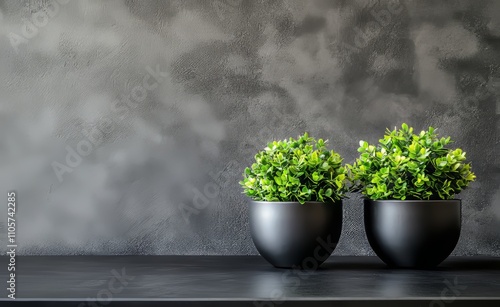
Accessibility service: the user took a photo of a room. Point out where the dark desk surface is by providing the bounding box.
[1,256,499,306]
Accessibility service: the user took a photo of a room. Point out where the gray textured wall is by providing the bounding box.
[0,0,499,256]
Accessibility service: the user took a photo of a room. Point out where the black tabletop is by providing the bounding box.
[1,256,499,306]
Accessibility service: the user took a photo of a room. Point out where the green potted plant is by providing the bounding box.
[349,123,476,268]
[240,133,347,268]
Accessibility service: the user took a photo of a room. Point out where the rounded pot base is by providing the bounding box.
[364,199,461,268]
[250,201,343,269]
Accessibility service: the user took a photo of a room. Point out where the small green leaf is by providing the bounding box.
[312,172,320,182]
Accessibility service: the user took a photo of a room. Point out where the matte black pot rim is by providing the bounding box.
[364,199,461,204]
[250,200,342,205]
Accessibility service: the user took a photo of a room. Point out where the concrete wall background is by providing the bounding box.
[0,0,498,255]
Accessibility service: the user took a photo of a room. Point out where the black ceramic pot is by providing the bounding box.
[250,201,342,269]
[364,199,461,268]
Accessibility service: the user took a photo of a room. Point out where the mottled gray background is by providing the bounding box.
[0,0,498,255]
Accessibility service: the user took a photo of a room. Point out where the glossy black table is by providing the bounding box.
[1,256,499,306]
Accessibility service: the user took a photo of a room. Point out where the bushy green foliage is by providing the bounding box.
[240,133,347,204]
[349,123,476,200]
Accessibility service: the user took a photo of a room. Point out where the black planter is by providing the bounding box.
[249,201,342,269]
[364,199,461,268]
